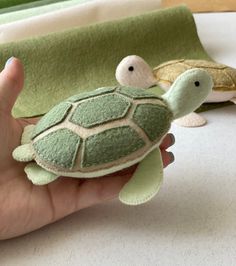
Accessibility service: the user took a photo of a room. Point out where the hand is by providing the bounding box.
[0,58,175,240]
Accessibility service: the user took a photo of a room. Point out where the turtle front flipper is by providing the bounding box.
[21,124,36,144]
[13,144,34,162]
[174,112,207,127]
[25,163,59,185]
[119,149,163,205]
[13,125,36,161]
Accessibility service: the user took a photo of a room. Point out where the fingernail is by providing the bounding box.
[169,133,175,146]
[5,57,14,68]
[168,152,175,164]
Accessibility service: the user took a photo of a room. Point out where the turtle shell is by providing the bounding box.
[30,86,173,177]
[153,59,236,92]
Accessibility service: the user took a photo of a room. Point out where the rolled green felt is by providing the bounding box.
[0,0,91,23]
[0,0,41,9]
[0,5,211,118]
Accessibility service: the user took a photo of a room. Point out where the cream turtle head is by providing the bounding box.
[116,55,156,89]
[12,69,212,205]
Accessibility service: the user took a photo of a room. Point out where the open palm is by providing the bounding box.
[0,58,174,240]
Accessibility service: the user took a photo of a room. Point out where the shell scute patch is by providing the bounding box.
[33,128,81,169]
[32,102,72,139]
[82,126,145,168]
[70,94,131,128]
[132,103,172,142]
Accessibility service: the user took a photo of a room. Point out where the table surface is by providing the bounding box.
[1,12,236,266]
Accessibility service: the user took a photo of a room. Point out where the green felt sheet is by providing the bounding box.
[0,5,211,118]
[0,0,41,9]
[0,0,92,24]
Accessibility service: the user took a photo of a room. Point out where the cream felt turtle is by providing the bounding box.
[13,69,213,205]
[116,56,236,127]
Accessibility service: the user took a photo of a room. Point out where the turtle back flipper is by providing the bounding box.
[25,163,59,185]
[119,148,163,205]
[21,125,35,144]
[174,112,207,127]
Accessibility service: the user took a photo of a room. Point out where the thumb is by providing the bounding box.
[0,57,24,114]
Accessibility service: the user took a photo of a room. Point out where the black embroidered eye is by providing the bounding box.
[128,66,134,71]
[194,81,200,87]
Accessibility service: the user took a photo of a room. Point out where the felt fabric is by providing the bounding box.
[33,128,81,169]
[154,59,236,92]
[0,6,210,118]
[21,124,35,144]
[0,0,68,14]
[116,55,157,89]
[206,91,236,103]
[0,0,162,44]
[13,74,212,201]
[83,126,145,168]
[68,87,116,102]
[162,69,213,119]
[119,148,163,205]
[116,87,160,99]
[116,55,235,119]
[133,104,172,141]
[18,86,169,173]
[14,86,171,177]
[25,162,58,185]
[116,57,214,128]
[70,94,130,128]
[12,143,34,162]
[174,112,207,127]
[117,55,236,120]
[0,0,90,24]
[0,0,40,9]
[32,102,72,138]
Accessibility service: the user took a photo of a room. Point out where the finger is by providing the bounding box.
[74,148,175,210]
[0,57,24,114]
[160,133,175,150]
[19,117,40,127]
[75,169,135,210]
[161,150,175,168]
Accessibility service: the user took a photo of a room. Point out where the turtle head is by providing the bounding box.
[116,55,156,89]
[162,68,213,119]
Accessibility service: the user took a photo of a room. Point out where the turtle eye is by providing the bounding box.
[128,66,134,72]
[194,81,200,87]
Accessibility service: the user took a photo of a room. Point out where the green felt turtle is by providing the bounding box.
[13,69,213,205]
